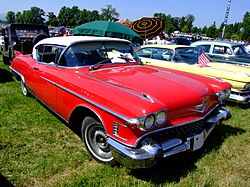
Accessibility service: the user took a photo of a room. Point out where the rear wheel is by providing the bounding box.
[81,116,116,165]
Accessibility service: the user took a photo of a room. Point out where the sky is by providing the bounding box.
[0,0,249,28]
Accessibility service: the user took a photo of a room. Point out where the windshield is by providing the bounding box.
[172,47,202,64]
[232,45,249,55]
[15,29,47,38]
[60,41,139,67]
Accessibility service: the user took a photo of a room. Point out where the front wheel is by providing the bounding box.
[81,117,116,165]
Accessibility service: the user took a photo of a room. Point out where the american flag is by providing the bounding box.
[198,51,210,68]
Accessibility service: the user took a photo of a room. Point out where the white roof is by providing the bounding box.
[34,36,131,47]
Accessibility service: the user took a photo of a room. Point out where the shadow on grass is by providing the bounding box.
[225,101,250,109]
[129,123,245,184]
[0,173,15,187]
[0,68,14,83]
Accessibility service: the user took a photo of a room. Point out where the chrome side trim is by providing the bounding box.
[113,122,128,141]
[9,66,25,83]
[40,76,139,125]
[77,72,155,103]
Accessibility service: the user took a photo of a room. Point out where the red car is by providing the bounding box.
[10,36,232,169]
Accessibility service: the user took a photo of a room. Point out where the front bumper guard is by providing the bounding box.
[108,107,231,169]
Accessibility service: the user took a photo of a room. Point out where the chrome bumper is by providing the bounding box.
[228,91,250,104]
[108,107,231,169]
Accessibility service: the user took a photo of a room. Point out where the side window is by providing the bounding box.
[151,48,165,60]
[59,48,80,67]
[36,45,63,64]
[225,47,232,55]
[137,48,152,58]
[198,45,210,53]
[162,49,174,61]
[213,45,225,54]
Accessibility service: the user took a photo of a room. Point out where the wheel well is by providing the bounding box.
[68,106,101,137]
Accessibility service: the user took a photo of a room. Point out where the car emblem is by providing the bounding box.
[190,96,209,113]
[193,103,207,113]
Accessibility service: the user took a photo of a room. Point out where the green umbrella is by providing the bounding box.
[71,20,143,44]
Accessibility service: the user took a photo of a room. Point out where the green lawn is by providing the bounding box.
[0,58,249,187]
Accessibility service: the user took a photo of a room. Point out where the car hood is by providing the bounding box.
[78,65,217,122]
[207,62,250,81]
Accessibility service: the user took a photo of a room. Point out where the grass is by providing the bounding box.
[0,57,250,187]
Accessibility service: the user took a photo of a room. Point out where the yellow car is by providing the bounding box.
[137,44,250,104]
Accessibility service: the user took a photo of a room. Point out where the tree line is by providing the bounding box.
[2,5,250,41]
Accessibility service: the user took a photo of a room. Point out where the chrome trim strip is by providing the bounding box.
[40,76,139,125]
[77,72,155,103]
[9,66,25,83]
[113,122,128,141]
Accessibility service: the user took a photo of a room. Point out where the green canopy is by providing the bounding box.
[71,20,143,44]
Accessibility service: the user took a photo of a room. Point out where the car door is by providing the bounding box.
[31,45,62,110]
[210,44,235,64]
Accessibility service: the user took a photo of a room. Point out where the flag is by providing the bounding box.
[198,52,210,68]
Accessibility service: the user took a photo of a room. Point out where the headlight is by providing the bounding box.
[144,114,155,130]
[156,111,166,126]
[244,83,250,91]
[137,110,166,130]
[216,88,231,101]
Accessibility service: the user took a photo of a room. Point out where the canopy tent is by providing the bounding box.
[131,17,165,40]
[72,20,143,44]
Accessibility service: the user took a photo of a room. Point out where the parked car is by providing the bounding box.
[172,37,192,45]
[136,44,250,104]
[191,40,250,66]
[10,36,231,169]
[1,24,49,64]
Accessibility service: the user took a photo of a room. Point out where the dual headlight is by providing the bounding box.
[137,110,166,131]
[216,88,231,101]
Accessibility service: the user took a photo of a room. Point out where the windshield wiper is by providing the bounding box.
[89,58,113,70]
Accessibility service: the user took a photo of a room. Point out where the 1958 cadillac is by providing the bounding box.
[137,44,250,104]
[10,36,231,169]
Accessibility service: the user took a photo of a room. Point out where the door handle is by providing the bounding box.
[33,67,39,70]
[146,61,151,63]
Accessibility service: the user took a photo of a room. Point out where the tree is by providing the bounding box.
[185,14,195,33]
[179,16,186,30]
[31,7,45,24]
[46,12,59,27]
[206,22,219,38]
[181,25,189,33]
[15,12,23,23]
[6,11,15,23]
[242,11,250,41]
[68,6,81,27]
[100,5,119,21]
[88,10,100,22]
[58,6,69,26]
[154,13,167,22]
